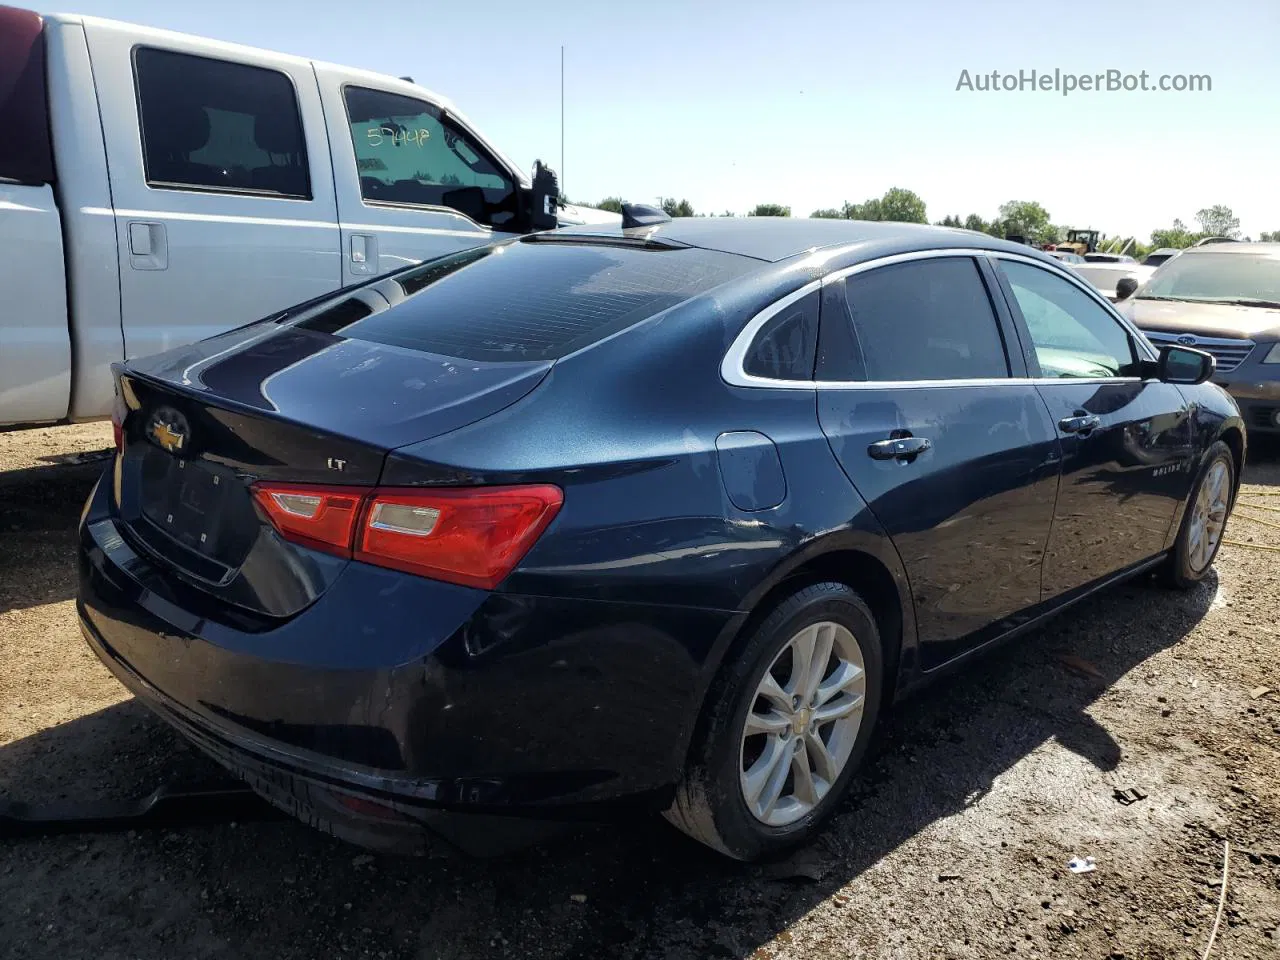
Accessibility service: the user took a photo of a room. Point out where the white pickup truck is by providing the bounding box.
[0,6,615,428]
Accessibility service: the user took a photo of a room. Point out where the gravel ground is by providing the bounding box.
[1,422,1278,960]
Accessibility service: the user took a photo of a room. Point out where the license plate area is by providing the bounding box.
[136,450,258,578]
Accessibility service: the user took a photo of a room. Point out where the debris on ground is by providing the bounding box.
[1067,856,1097,874]
[763,849,830,883]
[1113,787,1149,806]
[1250,686,1272,700]
[1055,654,1105,680]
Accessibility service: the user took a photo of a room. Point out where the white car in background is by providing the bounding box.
[1074,257,1158,301]
[1143,247,1182,267]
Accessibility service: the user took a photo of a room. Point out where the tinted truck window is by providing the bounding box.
[843,258,1009,381]
[135,48,310,198]
[296,239,754,362]
[0,7,53,184]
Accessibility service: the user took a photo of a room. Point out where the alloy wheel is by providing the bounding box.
[738,620,867,826]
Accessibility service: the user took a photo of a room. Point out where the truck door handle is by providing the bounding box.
[349,233,379,276]
[1058,414,1101,435]
[127,221,167,271]
[867,435,932,462]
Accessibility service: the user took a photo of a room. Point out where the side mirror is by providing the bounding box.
[1158,345,1215,385]
[1115,276,1140,300]
[527,160,560,232]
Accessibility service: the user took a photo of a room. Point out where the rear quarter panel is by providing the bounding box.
[384,267,918,718]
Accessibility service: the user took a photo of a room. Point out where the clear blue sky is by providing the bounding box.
[62,0,1280,240]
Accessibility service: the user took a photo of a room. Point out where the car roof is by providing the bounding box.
[1179,242,1280,256]
[553,217,1047,264]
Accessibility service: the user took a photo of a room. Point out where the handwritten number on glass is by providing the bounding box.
[366,125,431,148]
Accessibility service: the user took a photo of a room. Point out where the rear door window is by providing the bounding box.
[297,239,754,361]
[837,257,1010,381]
[343,86,518,227]
[134,48,310,198]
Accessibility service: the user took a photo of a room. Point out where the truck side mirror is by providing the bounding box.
[527,161,560,232]
[1115,276,1139,300]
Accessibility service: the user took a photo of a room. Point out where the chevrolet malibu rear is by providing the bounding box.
[82,220,1242,861]
[78,234,774,853]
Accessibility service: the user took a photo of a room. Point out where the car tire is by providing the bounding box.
[1159,440,1235,590]
[664,581,883,861]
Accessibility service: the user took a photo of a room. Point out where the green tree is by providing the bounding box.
[1195,205,1241,239]
[592,197,624,213]
[660,197,695,217]
[936,214,963,228]
[997,200,1053,242]
[810,207,845,219]
[962,213,990,234]
[749,204,791,217]
[843,198,882,220]
[878,187,928,223]
[1150,218,1199,249]
[1261,231,1280,242]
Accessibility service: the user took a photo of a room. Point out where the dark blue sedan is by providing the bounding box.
[78,216,1243,861]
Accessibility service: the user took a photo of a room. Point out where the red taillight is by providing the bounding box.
[355,485,563,589]
[251,482,562,589]
[251,483,366,557]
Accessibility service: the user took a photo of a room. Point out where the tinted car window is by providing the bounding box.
[743,292,818,380]
[344,87,518,226]
[841,258,1009,381]
[999,260,1139,378]
[135,48,310,198]
[301,239,753,362]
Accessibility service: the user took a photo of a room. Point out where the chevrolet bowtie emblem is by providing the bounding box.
[148,407,189,454]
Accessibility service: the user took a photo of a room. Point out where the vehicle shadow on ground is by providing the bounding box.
[1243,435,1280,486]
[0,571,1219,960]
[0,463,101,613]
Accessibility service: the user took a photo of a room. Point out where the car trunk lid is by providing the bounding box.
[115,321,551,619]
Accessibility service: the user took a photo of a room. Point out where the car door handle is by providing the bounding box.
[867,436,932,462]
[1058,414,1101,435]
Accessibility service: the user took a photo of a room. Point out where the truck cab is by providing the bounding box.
[0,6,614,428]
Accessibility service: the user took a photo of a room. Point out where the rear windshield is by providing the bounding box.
[298,239,754,361]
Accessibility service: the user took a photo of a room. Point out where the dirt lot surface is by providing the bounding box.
[2,422,1278,960]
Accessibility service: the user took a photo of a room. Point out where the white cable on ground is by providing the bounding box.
[1201,840,1230,960]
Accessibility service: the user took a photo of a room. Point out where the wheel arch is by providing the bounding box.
[681,532,917,755]
[1218,423,1245,495]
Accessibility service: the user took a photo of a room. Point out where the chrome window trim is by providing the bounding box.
[720,247,1157,390]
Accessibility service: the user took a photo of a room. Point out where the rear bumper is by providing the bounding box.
[77,474,739,845]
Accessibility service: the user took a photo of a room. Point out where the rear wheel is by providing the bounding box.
[664,582,883,860]
[1160,441,1234,589]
